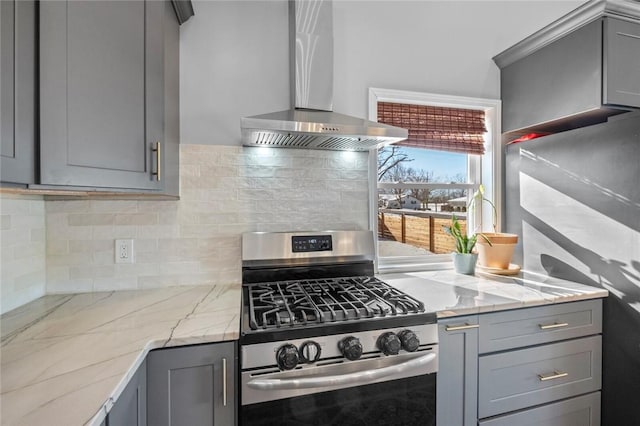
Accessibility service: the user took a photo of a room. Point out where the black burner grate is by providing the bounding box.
[247,276,425,330]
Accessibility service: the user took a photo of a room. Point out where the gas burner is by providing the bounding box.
[246,276,425,331]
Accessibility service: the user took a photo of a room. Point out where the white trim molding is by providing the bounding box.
[368,88,503,235]
[369,87,503,272]
[493,0,640,68]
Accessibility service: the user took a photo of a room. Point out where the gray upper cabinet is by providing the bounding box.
[38,0,179,192]
[147,342,237,426]
[1,0,36,185]
[494,1,640,135]
[604,17,640,108]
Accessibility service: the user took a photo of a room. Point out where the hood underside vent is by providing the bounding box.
[240,0,407,151]
[249,132,387,151]
[242,109,407,152]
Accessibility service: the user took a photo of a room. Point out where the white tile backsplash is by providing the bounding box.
[0,195,47,314]
[40,144,369,295]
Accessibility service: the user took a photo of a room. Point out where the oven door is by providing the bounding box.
[241,350,437,426]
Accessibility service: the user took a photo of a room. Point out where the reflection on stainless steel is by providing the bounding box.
[242,334,438,405]
[242,230,375,266]
[240,0,407,151]
[247,352,436,391]
[247,276,425,330]
[240,230,438,418]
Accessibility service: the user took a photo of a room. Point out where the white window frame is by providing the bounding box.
[368,88,502,273]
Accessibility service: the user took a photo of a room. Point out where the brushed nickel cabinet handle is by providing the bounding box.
[222,357,228,407]
[538,371,568,381]
[152,141,161,181]
[539,322,569,330]
[445,323,480,332]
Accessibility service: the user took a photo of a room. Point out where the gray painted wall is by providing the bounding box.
[505,112,640,424]
[179,0,584,146]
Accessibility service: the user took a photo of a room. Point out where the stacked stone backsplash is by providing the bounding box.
[43,144,369,295]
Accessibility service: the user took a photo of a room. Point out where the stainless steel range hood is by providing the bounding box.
[240,0,407,151]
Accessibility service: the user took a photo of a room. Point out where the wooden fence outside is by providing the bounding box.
[378,210,467,254]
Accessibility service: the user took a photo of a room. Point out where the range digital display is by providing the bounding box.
[292,235,333,253]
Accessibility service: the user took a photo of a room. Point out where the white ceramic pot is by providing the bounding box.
[452,252,478,275]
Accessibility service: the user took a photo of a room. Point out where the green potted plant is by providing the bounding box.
[468,184,518,270]
[443,214,480,275]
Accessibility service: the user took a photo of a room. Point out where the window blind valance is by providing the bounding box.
[377,102,486,155]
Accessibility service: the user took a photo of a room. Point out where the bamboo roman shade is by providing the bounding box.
[377,102,487,155]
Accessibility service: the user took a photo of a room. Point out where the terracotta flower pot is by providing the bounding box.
[476,233,518,269]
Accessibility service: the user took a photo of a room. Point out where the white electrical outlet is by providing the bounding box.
[115,239,134,264]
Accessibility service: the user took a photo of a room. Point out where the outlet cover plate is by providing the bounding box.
[115,239,134,264]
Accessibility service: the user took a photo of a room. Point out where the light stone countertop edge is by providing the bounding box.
[0,284,242,426]
[88,332,239,426]
[380,269,609,319]
[1,270,609,426]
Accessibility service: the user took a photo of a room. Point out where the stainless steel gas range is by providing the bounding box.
[240,231,438,426]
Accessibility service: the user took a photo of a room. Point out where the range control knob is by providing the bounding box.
[276,344,299,370]
[338,336,363,361]
[377,332,401,356]
[398,330,420,352]
[299,341,322,363]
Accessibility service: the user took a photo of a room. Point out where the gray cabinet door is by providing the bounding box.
[604,18,640,108]
[39,0,163,190]
[147,342,236,426]
[1,0,36,184]
[500,20,603,133]
[478,299,602,354]
[478,335,602,418]
[108,360,147,426]
[479,392,601,426]
[437,316,479,426]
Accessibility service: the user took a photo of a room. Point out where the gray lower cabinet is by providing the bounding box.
[0,0,36,184]
[107,360,147,426]
[478,335,602,418]
[147,342,236,426]
[37,0,179,193]
[479,392,601,426]
[477,298,602,353]
[437,299,603,425]
[436,316,478,426]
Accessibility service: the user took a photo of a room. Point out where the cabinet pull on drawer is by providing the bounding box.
[538,322,569,330]
[538,371,569,382]
[445,323,480,331]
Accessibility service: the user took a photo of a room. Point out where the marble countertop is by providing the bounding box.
[380,270,608,318]
[0,270,607,425]
[0,285,240,426]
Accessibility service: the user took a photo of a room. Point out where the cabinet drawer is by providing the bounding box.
[479,392,600,426]
[478,335,602,418]
[479,299,602,353]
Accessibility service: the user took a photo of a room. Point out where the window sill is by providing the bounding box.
[377,255,453,274]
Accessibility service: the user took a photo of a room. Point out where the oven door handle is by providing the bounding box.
[247,352,436,391]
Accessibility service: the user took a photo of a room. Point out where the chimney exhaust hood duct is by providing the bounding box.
[240,0,408,151]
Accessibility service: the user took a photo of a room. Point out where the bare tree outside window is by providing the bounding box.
[377,146,412,180]
[370,89,499,265]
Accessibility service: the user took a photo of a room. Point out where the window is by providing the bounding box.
[368,89,502,272]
